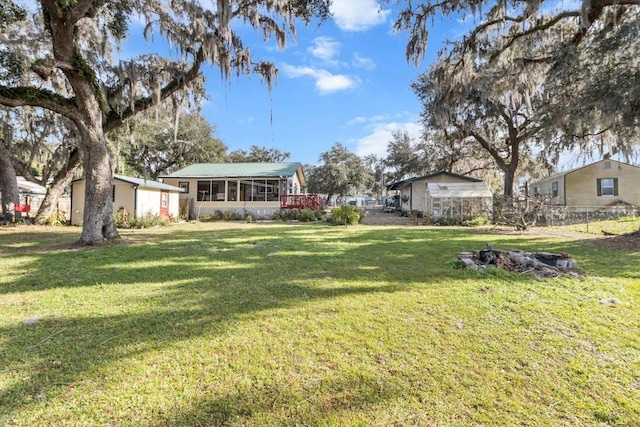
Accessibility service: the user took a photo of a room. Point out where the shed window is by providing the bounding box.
[597,178,618,196]
[551,181,558,198]
[604,161,611,169]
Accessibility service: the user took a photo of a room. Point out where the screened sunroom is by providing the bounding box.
[425,182,493,219]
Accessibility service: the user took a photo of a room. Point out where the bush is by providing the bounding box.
[331,205,361,226]
[434,217,459,226]
[467,215,489,226]
[45,209,68,226]
[199,212,214,222]
[115,212,170,228]
[276,208,299,221]
[298,208,317,222]
[135,213,170,228]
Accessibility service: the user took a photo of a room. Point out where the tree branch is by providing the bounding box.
[0,86,78,118]
[103,48,205,134]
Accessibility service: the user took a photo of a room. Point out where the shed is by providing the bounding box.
[71,175,184,225]
[425,182,493,219]
[388,171,490,215]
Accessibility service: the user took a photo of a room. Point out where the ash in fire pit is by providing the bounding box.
[458,243,582,278]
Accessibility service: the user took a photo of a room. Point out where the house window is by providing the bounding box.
[604,161,611,170]
[532,186,539,196]
[267,180,279,201]
[551,181,558,198]
[227,181,237,201]
[161,192,168,208]
[597,178,618,196]
[197,181,210,201]
[178,182,189,193]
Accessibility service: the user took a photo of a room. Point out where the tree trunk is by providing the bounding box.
[35,149,81,224]
[503,167,515,199]
[0,136,19,222]
[78,125,119,245]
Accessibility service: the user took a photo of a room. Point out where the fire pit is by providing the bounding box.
[458,243,582,278]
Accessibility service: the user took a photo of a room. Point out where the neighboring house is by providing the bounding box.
[387,171,493,219]
[16,177,47,215]
[71,175,184,225]
[160,162,318,220]
[0,177,47,218]
[529,158,640,208]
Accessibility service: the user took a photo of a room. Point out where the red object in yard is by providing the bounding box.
[280,194,323,210]
[15,204,31,213]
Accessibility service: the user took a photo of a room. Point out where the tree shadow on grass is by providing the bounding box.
[1,224,638,423]
[147,369,412,426]
[0,278,402,420]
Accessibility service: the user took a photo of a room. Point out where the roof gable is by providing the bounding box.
[531,159,640,186]
[426,181,492,198]
[388,171,481,190]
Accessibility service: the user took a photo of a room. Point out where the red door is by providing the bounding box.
[160,191,169,218]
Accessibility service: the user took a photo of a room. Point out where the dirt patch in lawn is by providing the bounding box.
[357,212,640,252]
[473,225,640,253]
[589,231,640,252]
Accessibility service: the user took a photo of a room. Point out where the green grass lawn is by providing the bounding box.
[1,222,638,426]
[562,216,640,236]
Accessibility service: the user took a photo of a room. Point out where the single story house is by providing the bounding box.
[71,175,184,225]
[387,171,493,219]
[529,158,640,209]
[160,162,317,220]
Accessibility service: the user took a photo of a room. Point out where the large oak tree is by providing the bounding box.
[0,0,329,244]
[395,0,640,157]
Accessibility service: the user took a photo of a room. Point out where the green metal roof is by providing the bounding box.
[161,162,303,179]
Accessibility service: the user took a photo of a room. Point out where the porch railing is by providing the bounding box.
[280,194,323,210]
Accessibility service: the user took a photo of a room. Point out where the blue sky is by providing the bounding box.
[201,0,465,166]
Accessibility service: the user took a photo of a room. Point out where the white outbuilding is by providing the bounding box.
[425,181,493,220]
[71,175,184,225]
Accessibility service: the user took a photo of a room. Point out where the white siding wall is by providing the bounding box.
[71,181,86,225]
[530,175,565,205]
[168,192,180,217]
[114,180,135,213]
[136,189,161,216]
[72,179,181,225]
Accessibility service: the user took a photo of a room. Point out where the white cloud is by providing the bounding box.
[346,116,367,126]
[354,121,422,158]
[352,53,376,70]
[281,64,359,94]
[331,0,391,32]
[238,116,255,124]
[308,37,341,64]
